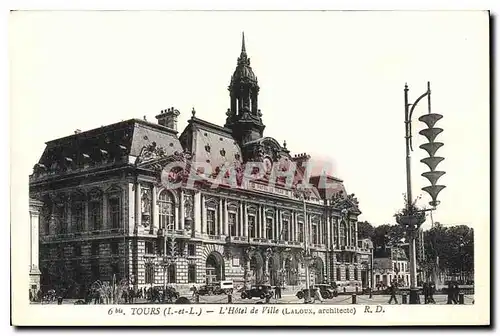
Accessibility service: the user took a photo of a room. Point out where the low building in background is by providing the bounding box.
[373,245,410,288]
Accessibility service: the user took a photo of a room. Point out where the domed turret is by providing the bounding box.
[225,33,265,145]
[230,34,258,86]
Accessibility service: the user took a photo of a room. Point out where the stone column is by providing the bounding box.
[243,204,248,237]
[223,199,229,236]
[102,194,108,230]
[239,203,244,237]
[262,207,267,239]
[200,194,206,234]
[29,199,43,280]
[327,216,332,248]
[274,210,279,240]
[337,218,341,246]
[193,192,201,235]
[174,195,179,231]
[294,213,298,242]
[66,197,72,233]
[84,200,89,232]
[218,198,223,236]
[355,221,359,248]
[134,182,141,230]
[180,189,185,231]
[152,185,158,230]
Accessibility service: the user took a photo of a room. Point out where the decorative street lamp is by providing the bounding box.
[160,223,176,299]
[294,184,313,304]
[396,82,445,304]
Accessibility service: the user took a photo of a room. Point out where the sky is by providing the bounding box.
[9,10,489,229]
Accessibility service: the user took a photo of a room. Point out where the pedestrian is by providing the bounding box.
[453,284,460,304]
[388,282,398,304]
[429,283,436,304]
[314,287,324,303]
[423,282,429,304]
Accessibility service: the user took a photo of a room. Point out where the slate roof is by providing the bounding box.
[32,119,182,178]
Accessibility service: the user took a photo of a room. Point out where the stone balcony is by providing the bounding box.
[40,228,125,243]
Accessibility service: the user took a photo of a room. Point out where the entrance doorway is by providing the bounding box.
[206,252,224,284]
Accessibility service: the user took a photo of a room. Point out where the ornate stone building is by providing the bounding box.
[29,35,365,296]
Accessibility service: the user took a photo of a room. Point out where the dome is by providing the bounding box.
[231,63,258,85]
[230,32,259,87]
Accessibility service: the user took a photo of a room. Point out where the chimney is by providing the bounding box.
[155,107,180,131]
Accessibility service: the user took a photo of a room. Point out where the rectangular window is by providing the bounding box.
[207,210,216,235]
[111,242,119,255]
[91,242,99,256]
[188,244,196,256]
[354,268,359,280]
[298,223,304,242]
[345,268,350,281]
[57,205,67,234]
[74,245,81,257]
[72,259,82,282]
[108,197,120,229]
[168,264,177,283]
[266,218,273,239]
[91,260,99,281]
[336,268,341,281]
[229,212,237,236]
[89,201,101,231]
[248,215,256,238]
[188,264,196,283]
[282,219,289,241]
[72,202,84,232]
[111,262,120,278]
[145,262,155,285]
[312,224,318,245]
[145,241,154,255]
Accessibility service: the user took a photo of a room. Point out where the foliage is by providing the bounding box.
[357,221,375,240]
[424,224,474,275]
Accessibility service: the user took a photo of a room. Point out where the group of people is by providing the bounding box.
[446,282,462,304]
[422,282,437,304]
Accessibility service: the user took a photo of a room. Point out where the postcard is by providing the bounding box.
[10,10,490,326]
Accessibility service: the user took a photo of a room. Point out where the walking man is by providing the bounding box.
[388,281,399,304]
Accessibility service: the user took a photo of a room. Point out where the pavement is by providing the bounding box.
[35,293,474,305]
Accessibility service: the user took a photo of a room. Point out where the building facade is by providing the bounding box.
[373,246,410,288]
[29,198,43,297]
[29,36,366,297]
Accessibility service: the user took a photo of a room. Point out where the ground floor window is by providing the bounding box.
[188,265,196,283]
[145,262,155,285]
[167,264,176,283]
[354,268,358,280]
[336,267,341,281]
[345,268,350,281]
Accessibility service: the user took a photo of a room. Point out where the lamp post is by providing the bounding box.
[297,187,312,304]
[162,223,175,299]
[397,82,445,304]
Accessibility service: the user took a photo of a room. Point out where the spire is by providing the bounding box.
[241,32,246,56]
[237,32,249,66]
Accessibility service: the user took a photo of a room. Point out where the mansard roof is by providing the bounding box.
[31,119,182,180]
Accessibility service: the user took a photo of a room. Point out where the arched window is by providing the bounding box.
[339,220,347,247]
[158,190,175,229]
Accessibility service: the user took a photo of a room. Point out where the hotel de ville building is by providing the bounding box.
[29,35,371,297]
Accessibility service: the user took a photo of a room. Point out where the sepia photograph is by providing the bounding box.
[10,10,490,326]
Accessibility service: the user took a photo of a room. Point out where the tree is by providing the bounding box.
[424,224,474,282]
[357,221,375,240]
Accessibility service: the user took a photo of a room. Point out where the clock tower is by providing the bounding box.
[224,33,266,145]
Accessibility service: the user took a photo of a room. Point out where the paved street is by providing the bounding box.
[35,293,474,305]
[196,293,474,305]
